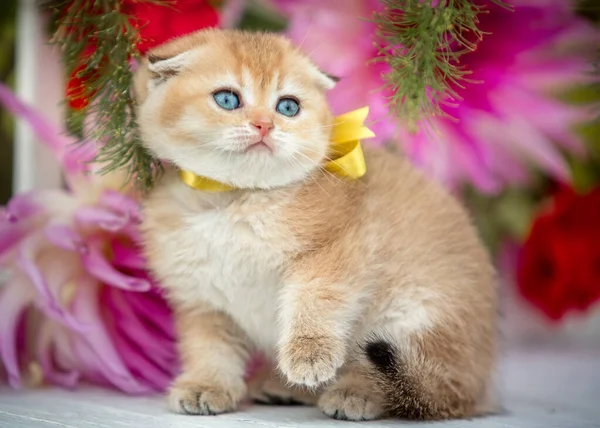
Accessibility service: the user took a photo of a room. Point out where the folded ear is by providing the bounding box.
[325,73,341,84]
[147,51,193,85]
[311,65,339,91]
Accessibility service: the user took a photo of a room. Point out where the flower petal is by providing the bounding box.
[17,237,88,332]
[99,190,142,224]
[110,240,147,271]
[37,321,80,388]
[75,207,129,232]
[122,289,176,341]
[44,224,85,252]
[71,279,151,394]
[82,241,151,292]
[0,276,33,388]
[0,83,89,176]
[103,287,176,369]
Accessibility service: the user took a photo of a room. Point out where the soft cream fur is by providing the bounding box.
[136,29,498,421]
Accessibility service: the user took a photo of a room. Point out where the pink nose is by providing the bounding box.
[251,119,274,137]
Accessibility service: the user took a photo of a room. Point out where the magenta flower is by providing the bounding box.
[404,0,599,193]
[0,84,177,393]
[274,0,599,193]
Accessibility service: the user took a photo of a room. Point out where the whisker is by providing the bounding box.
[298,144,367,186]
[291,151,342,189]
[295,148,365,188]
[286,155,331,197]
[297,122,340,133]
[298,145,335,162]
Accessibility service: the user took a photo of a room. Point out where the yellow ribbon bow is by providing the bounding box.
[180,106,375,191]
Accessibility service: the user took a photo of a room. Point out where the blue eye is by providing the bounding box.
[276,98,300,117]
[213,90,241,110]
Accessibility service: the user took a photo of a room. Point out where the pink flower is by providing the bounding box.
[272,0,396,145]
[405,1,599,193]
[0,84,177,393]
[273,0,598,193]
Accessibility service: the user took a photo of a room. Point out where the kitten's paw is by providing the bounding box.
[278,336,345,388]
[168,380,245,415]
[319,383,385,421]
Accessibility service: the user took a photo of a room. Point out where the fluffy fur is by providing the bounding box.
[136,29,498,421]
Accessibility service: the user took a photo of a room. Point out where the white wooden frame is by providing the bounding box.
[13,0,63,193]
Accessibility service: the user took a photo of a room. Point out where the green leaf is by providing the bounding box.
[46,0,166,192]
[238,0,287,32]
[373,0,512,130]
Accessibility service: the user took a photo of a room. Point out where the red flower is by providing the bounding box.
[65,0,219,110]
[66,46,99,110]
[67,63,93,110]
[124,0,220,54]
[517,185,600,321]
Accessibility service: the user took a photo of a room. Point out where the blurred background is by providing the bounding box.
[0,0,599,393]
[0,0,17,205]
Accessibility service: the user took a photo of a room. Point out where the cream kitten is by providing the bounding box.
[135,29,497,421]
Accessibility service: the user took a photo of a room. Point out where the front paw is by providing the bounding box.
[278,336,345,388]
[168,379,246,415]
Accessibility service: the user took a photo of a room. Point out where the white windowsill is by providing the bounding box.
[0,347,599,428]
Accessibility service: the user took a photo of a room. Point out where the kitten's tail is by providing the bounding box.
[364,339,496,420]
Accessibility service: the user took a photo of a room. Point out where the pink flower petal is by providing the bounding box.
[502,116,571,182]
[75,207,129,232]
[0,278,32,388]
[122,290,176,341]
[110,240,147,271]
[70,279,153,394]
[17,241,89,332]
[44,224,85,253]
[104,287,176,368]
[6,193,41,222]
[99,190,142,224]
[37,335,80,389]
[0,221,28,261]
[0,83,90,177]
[82,240,151,292]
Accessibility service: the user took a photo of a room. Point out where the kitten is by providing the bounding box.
[135,29,497,421]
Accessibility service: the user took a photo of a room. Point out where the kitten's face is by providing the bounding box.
[135,30,336,189]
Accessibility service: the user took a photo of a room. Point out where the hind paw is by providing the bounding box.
[319,383,385,421]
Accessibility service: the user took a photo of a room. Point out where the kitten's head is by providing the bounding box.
[134,29,337,189]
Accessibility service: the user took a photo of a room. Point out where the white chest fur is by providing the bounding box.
[145,187,297,353]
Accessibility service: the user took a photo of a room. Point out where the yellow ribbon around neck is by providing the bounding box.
[180,106,375,192]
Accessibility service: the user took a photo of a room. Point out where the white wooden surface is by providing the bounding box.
[0,347,599,428]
